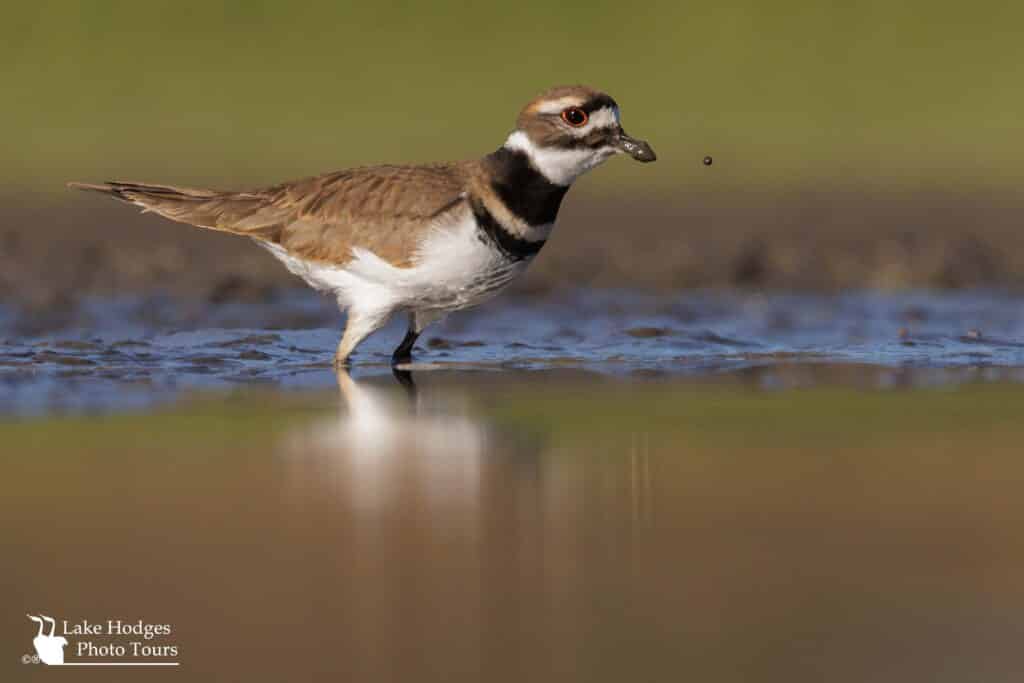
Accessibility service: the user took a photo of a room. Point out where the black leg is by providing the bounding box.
[391,328,419,365]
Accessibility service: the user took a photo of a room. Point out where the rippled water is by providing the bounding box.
[3,289,1024,413]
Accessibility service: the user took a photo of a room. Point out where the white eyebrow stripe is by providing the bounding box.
[533,97,586,115]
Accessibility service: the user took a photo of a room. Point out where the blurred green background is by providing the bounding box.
[3,1,1024,299]
[4,0,1023,195]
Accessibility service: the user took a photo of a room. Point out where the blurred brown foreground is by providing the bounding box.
[4,372,1024,681]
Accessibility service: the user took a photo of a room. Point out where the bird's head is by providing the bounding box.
[502,85,656,186]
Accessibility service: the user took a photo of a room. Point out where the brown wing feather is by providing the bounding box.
[262,163,471,267]
[69,162,473,268]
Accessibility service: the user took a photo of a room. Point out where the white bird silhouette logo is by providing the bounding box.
[27,614,68,665]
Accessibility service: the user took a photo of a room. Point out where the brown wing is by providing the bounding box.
[70,162,473,268]
[261,163,470,267]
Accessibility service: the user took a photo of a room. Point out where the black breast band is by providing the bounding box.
[471,199,546,261]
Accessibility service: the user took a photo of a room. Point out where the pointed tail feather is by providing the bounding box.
[67,180,286,240]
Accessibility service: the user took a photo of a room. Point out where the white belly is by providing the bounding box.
[258,214,531,315]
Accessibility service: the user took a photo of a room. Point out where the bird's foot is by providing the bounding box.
[390,351,413,367]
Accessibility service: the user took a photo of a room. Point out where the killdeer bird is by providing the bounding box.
[70,85,656,366]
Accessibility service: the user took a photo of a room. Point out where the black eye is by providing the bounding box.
[561,107,588,127]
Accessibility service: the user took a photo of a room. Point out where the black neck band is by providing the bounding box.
[485,146,568,226]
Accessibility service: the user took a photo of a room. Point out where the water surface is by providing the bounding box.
[4,370,1024,680]
[4,289,1024,414]
[5,289,1024,680]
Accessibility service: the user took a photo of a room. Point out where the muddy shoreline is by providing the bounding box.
[3,190,1024,325]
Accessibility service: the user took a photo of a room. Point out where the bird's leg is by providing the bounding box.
[391,315,420,366]
[334,306,392,367]
[392,309,446,366]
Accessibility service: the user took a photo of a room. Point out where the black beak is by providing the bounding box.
[615,130,657,162]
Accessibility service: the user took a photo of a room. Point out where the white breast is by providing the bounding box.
[257,212,530,315]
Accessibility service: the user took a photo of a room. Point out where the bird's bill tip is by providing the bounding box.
[615,132,657,162]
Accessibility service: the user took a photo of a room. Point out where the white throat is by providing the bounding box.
[502,131,614,186]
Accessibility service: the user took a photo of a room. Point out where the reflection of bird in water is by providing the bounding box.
[283,369,499,513]
[334,368,490,458]
[27,614,67,665]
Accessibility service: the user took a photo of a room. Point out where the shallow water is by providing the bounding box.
[6,289,1024,679]
[5,369,1024,681]
[4,289,1024,414]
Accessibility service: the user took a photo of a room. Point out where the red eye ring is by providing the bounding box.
[561,107,588,127]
